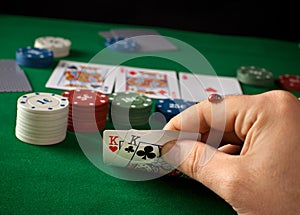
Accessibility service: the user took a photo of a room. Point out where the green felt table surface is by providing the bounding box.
[1,14,300,214]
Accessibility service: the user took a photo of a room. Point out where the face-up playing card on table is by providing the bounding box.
[179,72,243,102]
[103,129,201,174]
[46,60,118,94]
[115,66,180,99]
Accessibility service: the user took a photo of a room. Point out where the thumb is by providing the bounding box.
[161,140,240,200]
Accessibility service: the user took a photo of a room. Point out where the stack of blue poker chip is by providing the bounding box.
[155,98,196,121]
[105,37,140,53]
[16,46,54,68]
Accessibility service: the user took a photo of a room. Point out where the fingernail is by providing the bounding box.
[161,141,175,155]
[161,140,196,168]
[161,141,180,167]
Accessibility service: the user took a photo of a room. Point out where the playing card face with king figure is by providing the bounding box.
[115,66,180,99]
[46,60,118,94]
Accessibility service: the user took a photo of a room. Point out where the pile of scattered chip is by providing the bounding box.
[16,46,54,68]
[155,98,196,121]
[34,36,71,58]
[105,37,139,52]
[62,89,109,133]
[277,74,300,92]
[109,92,152,127]
[236,66,274,87]
[15,92,69,145]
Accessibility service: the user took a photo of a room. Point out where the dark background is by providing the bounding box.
[1,0,299,42]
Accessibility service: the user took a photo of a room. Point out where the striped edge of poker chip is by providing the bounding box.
[17,108,68,121]
[67,119,107,133]
[15,118,68,145]
[16,117,67,133]
[16,113,68,128]
[15,129,67,146]
[15,121,67,138]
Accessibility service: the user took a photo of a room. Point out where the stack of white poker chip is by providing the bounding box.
[15,92,69,145]
[34,36,71,58]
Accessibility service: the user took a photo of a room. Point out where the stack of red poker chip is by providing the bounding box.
[62,89,109,132]
[277,74,300,92]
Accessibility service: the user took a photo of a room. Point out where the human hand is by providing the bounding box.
[161,90,300,214]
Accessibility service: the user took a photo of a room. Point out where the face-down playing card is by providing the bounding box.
[0,60,32,92]
[103,129,201,175]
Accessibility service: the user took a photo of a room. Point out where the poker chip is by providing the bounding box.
[236,66,274,87]
[277,74,300,92]
[16,46,54,68]
[108,92,152,127]
[34,36,71,58]
[155,98,195,122]
[62,89,109,133]
[17,92,69,113]
[105,37,140,53]
[62,89,109,107]
[15,92,69,145]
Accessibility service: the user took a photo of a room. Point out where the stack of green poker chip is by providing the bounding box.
[108,92,152,127]
[236,66,274,87]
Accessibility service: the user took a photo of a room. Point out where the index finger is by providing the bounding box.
[163,93,258,142]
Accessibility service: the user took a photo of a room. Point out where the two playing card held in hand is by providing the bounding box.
[103,129,201,175]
